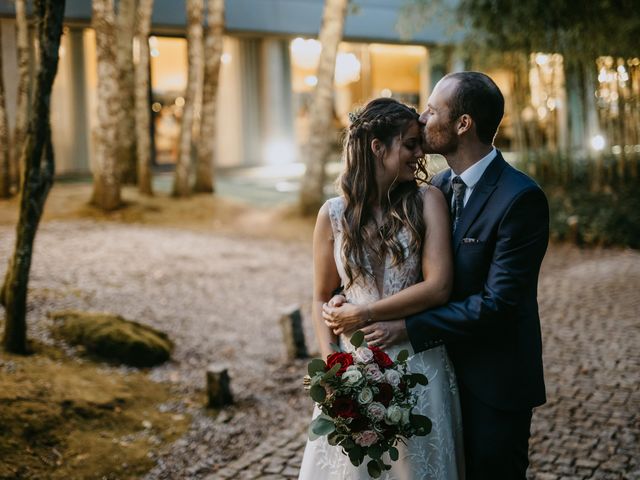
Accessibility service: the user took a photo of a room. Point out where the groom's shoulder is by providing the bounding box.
[430,168,450,189]
[500,160,545,198]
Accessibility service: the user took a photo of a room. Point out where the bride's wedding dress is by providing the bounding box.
[299,196,465,479]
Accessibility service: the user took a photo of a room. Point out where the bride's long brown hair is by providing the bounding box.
[339,97,428,288]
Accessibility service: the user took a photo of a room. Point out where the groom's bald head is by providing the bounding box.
[443,72,504,145]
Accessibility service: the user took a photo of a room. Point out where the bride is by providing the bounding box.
[298,98,464,479]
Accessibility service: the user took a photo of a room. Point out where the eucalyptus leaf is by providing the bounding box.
[396,349,409,363]
[348,446,364,466]
[330,342,342,352]
[308,358,326,376]
[350,330,365,348]
[412,373,428,385]
[367,459,382,478]
[368,444,383,459]
[311,416,335,436]
[310,384,326,403]
[411,414,433,435]
[322,363,341,381]
[389,446,399,461]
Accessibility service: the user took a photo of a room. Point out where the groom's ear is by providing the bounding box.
[456,114,473,136]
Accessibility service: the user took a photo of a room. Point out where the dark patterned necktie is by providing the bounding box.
[451,176,467,233]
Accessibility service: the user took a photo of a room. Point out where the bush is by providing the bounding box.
[545,184,640,248]
[50,311,173,367]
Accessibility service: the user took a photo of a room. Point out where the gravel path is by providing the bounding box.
[1,222,638,479]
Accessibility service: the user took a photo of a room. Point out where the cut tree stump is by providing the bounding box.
[279,305,308,360]
[206,365,233,408]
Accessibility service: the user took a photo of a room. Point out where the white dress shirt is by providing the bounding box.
[450,148,497,208]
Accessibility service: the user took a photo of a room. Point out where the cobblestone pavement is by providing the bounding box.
[206,246,640,479]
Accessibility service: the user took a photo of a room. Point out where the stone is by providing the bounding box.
[49,310,172,367]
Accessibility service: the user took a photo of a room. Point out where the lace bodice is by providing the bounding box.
[326,195,422,359]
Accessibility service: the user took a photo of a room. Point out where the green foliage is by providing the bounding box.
[546,184,640,249]
[310,384,327,403]
[458,0,640,61]
[311,415,336,436]
[308,358,327,376]
[350,330,365,348]
[49,310,173,367]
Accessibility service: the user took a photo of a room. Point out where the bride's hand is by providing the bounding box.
[361,320,408,349]
[322,302,368,335]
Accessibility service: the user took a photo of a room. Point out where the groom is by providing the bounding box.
[326,72,549,479]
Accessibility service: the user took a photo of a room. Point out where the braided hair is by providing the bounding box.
[339,97,428,288]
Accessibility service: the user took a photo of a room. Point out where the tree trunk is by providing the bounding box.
[193,0,224,193]
[1,0,65,354]
[116,0,138,184]
[0,24,11,198]
[134,0,154,195]
[298,0,349,216]
[12,0,32,195]
[173,0,203,197]
[91,0,122,210]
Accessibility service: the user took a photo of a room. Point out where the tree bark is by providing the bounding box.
[0,24,11,198]
[173,0,203,197]
[193,0,224,193]
[116,0,138,184]
[91,0,122,210]
[134,0,154,195]
[1,0,65,354]
[298,0,349,216]
[12,0,32,195]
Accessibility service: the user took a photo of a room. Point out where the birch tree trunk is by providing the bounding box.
[0,25,11,198]
[1,0,65,354]
[116,0,138,184]
[12,0,32,194]
[194,0,224,193]
[134,0,154,195]
[91,0,122,210]
[298,0,349,216]
[173,0,203,197]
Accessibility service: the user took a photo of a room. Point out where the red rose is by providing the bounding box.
[374,383,394,407]
[326,352,354,376]
[330,396,359,418]
[370,346,393,369]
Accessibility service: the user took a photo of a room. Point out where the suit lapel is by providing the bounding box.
[453,153,507,250]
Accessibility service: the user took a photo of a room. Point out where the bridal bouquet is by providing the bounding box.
[304,331,432,478]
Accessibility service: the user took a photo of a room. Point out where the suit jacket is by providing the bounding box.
[406,151,549,411]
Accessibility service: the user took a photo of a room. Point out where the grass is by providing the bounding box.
[0,342,190,480]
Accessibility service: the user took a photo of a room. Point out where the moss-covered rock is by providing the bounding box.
[49,310,173,367]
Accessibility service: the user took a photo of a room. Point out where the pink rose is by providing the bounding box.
[364,363,384,383]
[354,430,379,447]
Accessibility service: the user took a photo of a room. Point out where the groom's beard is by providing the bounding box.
[423,123,459,156]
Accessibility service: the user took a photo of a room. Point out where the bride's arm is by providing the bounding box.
[324,186,452,334]
[312,202,342,359]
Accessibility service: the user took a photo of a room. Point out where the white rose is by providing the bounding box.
[384,368,402,388]
[357,387,373,405]
[354,430,379,447]
[367,402,386,422]
[342,365,363,386]
[385,405,403,425]
[354,347,374,364]
[364,363,384,383]
[401,408,411,425]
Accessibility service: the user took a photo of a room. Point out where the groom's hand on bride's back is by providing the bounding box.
[361,320,408,350]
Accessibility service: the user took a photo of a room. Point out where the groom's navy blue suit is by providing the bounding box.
[406,151,549,479]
